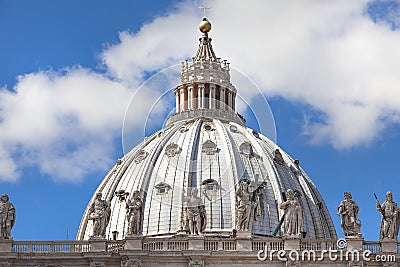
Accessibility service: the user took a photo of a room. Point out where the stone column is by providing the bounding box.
[227,90,232,111]
[232,93,236,111]
[221,88,226,111]
[210,84,216,109]
[180,88,185,112]
[175,92,179,113]
[199,84,205,109]
[188,86,194,110]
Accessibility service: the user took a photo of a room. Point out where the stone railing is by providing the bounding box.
[2,238,399,254]
[10,240,125,254]
[362,241,382,253]
[252,240,284,251]
[165,109,246,126]
[12,241,91,253]
[142,238,188,251]
[299,239,338,251]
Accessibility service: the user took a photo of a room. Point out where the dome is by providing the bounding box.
[77,18,337,241]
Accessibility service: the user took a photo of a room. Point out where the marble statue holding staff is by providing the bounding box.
[376,191,399,241]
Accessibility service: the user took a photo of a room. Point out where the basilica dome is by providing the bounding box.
[77,18,337,241]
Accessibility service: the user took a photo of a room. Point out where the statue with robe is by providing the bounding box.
[337,192,361,236]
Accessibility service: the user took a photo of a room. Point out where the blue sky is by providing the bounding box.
[1,0,400,241]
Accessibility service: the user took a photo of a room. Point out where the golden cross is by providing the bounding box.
[199,0,211,17]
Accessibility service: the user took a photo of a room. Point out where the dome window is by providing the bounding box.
[165,143,181,158]
[179,126,188,133]
[134,150,148,164]
[202,178,219,191]
[155,182,172,195]
[204,124,212,131]
[229,125,238,133]
[202,140,218,155]
[239,142,253,156]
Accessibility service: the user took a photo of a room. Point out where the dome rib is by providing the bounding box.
[78,16,337,241]
[78,119,337,240]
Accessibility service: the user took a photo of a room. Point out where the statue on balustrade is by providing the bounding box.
[273,149,284,165]
[337,192,362,237]
[280,189,303,237]
[236,181,255,231]
[184,188,206,235]
[0,194,15,239]
[126,190,143,235]
[89,193,111,238]
[376,191,399,241]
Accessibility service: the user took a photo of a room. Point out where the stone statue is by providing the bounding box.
[236,181,255,231]
[184,188,206,235]
[89,193,111,238]
[0,194,15,239]
[253,185,265,218]
[273,149,284,165]
[376,191,399,241]
[337,192,361,237]
[126,191,143,235]
[280,189,303,237]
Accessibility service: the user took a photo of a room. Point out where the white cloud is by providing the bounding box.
[2,0,400,181]
[103,0,400,149]
[0,68,133,182]
[0,145,18,182]
[102,2,199,81]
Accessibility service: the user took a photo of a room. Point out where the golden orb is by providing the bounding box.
[199,18,212,33]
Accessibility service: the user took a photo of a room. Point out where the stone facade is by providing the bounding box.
[0,236,398,266]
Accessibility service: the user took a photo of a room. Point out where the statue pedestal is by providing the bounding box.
[0,239,12,252]
[125,235,143,250]
[189,236,204,250]
[283,238,300,251]
[345,236,364,251]
[89,237,106,252]
[236,231,252,251]
[380,239,397,253]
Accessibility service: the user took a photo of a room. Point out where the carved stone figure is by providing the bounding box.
[236,181,255,231]
[280,189,303,237]
[89,193,111,238]
[253,185,265,218]
[376,191,399,240]
[0,194,15,239]
[273,149,284,165]
[337,192,361,236]
[184,188,206,235]
[126,191,143,235]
